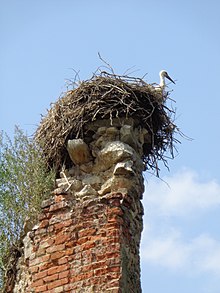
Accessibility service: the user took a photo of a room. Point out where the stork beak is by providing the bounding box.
[166,73,175,84]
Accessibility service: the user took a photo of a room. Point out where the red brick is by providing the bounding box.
[94,261,107,270]
[105,222,121,230]
[44,253,52,261]
[65,240,77,248]
[63,219,73,227]
[82,261,105,272]
[39,262,54,272]
[71,271,93,282]
[39,219,49,228]
[54,233,70,245]
[78,228,96,238]
[77,236,88,245]
[108,215,120,223]
[34,284,48,292]
[81,241,96,251]
[48,264,69,275]
[94,267,107,276]
[96,229,107,237]
[32,278,44,287]
[30,266,39,273]
[107,229,120,237]
[29,254,50,267]
[41,238,54,248]
[108,266,121,273]
[106,237,120,245]
[82,220,98,228]
[57,263,70,273]
[46,244,65,254]
[90,275,106,285]
[47,266,59,276]
[32,270,48,281]
[90,235,104,242]
[51,250,66,260]
[65,248,74,255]
[59,270,69,279]
[49,201,68,212]
[47,278,69,290]
[54,194,65,203]
[58,256,68,265]
[96,253,106,261]
[109,207,124,216]
[69,223,83,232]
[105,251,120,261]
[54,222,66,230]
[43,273,58,283]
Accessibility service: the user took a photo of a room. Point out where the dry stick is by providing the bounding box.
[98,52,115,75]
[60,170,72,191]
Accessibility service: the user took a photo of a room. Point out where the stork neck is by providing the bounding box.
[160,76,166,88]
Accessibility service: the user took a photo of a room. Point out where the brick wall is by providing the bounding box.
[13,120,146,293]
[19,190,143,293]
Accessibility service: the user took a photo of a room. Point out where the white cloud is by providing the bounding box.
[193,235,220,274]
[141,230,220,275]
[144,168,220,216]
[141,229,189,270]
[141,169,220,276]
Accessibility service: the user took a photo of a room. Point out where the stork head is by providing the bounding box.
[159,70,175,84]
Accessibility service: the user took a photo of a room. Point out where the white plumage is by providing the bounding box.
[159,70,175,90]
[153,70,175,101]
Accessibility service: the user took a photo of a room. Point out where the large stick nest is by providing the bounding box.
[35,71,179,175]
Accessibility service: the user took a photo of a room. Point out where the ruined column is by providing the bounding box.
[11,73,177,293]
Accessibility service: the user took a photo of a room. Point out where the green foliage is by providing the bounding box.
[0,126,55,289]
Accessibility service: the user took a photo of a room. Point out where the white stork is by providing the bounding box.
[154,70,176,101]
[159,70,175,89]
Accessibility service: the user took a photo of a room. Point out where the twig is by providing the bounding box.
[98,52,115,75]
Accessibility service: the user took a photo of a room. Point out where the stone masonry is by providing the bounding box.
[13,118,148,293]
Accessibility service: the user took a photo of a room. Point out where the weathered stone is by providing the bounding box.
[120,125,138,150]
[75,184,97,198]
[105,127,119,141]
[41,198,54,208]
[138,127,151,145]
[79,162,93,173]
[67,139,92,165]
[113,160,135,176]
[96,126,107,136]
[98,178,113,196]
[82,175,103,190]
[68,179,83,192]
[94,141,134,172]
[23,233,33,260]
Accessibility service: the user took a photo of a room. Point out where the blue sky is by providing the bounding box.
[1,1,220,292]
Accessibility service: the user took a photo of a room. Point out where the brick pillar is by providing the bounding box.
[13,119,146,293]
